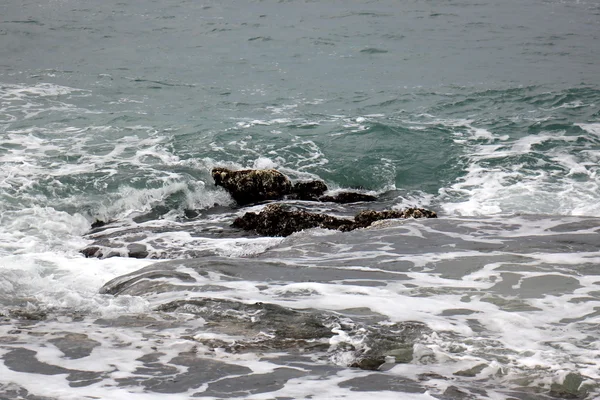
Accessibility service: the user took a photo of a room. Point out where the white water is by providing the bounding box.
[2,79,600,399]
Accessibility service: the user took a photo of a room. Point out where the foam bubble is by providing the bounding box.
[252,156,278,169]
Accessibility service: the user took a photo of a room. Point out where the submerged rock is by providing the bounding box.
[91,219,108,229]
[80,244,150,259]
[9,309,47,321]
[354,208,438,226]
[319,192,377,204]
[212,167,293,205]
[126,243,149,259]
[549,372,590,399]
[347,322,426,371]
[156,297,429,371]
[233,203,437,237]
[98,261,432,371]
[159,298,335,342]
[80,246,101,258]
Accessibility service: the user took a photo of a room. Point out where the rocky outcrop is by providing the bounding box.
[233,204,355,237]
[211,167,377,205]
[79,169,434,259]
[212,167,293,206]
[233,204,437,237]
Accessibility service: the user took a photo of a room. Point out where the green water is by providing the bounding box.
[2,2,600,399]
[1,0,599,216]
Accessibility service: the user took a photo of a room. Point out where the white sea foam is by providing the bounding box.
[99,182,189,220]
[252,156,278,169]
[1,77,599,399]
[577,122,600,136]
[441,126,600,217]
[0,82,83,98]
[0,203,157,312]
[2,185,599,397]
[0,250,152,314]
[0,205,153,315]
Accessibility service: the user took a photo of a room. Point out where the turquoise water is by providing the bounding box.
[1,1,600,399]
[2,0,599,217]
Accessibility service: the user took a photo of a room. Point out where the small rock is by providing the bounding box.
[454,363,488,377]
[9,309,47,321]
[127,243,149,259]
[319,192,377,204]
[384,344,414,364]
[289,180,328,201]
[91,219,107,229]
[442,386,473,400]
[354,208,437,227]
[549,372,588,399]
[80,246,100,258]
[350,357,386,371]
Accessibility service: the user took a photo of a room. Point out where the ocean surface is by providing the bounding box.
[1,0,600,399]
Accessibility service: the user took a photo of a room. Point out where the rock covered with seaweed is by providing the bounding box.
[80,167,437,258]
[233,203,437,237]
[211,167,294,205]
[211,167,377,205]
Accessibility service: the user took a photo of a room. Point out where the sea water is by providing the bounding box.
[1,0,599,399]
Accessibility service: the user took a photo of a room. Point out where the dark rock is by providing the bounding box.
[319,192,377,203]
[79,246,124,259]
[350,357,386,371]
[348,323,425,370]
[183,209,201,219]
[442,386,474,400]
[9,309,47,321]
[338,373,426,394]
[156,298,429,371]
[48,333,101,360]
[91,219,107,229]
[211,167,380,205]
[212,167,293,205]
[233,204,355,237]
[354,208,437,227]
[233,204,437,237]
[549,373,588,399]
[127,243,149,259]
[289,180,328,201]
[453,363,488,377]
[80,246,100,258]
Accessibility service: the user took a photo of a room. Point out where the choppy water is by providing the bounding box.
[1,0,600,399]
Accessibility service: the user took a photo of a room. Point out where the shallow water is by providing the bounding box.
[1,0,600,399]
